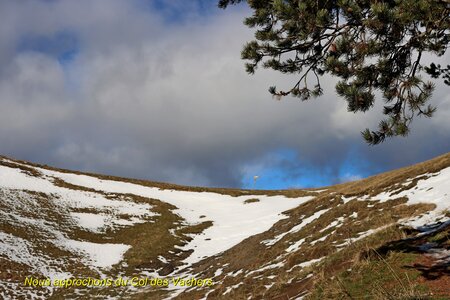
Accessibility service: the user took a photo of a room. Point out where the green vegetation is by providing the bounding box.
[219,0,449,144]
[310,251,427,299]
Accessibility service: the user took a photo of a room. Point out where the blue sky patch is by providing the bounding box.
[241,147,379,190]
[17,30,79,65]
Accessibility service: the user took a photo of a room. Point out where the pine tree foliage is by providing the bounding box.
[219,0,450,144]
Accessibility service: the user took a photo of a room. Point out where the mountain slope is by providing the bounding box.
[0,153,449,299]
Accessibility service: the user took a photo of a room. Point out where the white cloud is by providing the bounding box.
[0,1,448,187]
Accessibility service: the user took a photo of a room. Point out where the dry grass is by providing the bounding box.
[243,198,260,204]
[307,221,450,300]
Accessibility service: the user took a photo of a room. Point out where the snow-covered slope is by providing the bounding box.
[1,153,449,299]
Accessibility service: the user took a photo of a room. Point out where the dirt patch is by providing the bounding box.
[413,253,450,297]
[244,198,260,204]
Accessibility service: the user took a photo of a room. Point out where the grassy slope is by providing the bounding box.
[172,152,450,299]
[0,152,449,299]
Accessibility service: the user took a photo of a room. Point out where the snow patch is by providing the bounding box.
[369,167,450,228]
[0,232,71,281]
[262,208,330,246]
[285,238,306,253]
[62,239,130,269]
[70,212,108,232]
[35,167,314,265]
[320,217,344,233]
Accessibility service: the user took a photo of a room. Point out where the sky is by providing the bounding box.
[0,0,449,189]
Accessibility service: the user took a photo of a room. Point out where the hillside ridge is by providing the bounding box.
[2,150,449,194]
[0,152,449,299]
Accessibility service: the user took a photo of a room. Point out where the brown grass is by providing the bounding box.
[243,198,260,204]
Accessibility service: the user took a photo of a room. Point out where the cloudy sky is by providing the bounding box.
[1,0,449,189]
